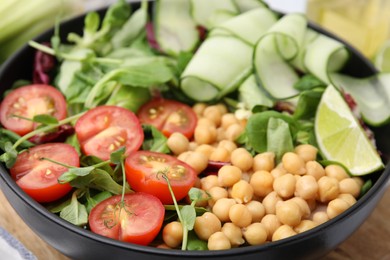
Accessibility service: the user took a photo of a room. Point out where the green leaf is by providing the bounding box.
[59,192,88,226]
[32,114,59,125]
[0,141,18,168]
[58,166,95,183]
[186,231,208,250]
[294,74,326,91]
[70,168,127,195]
[293,89,324,120]
[266,117,294,163]
[84,12,100,35]
[180,205,196,231]
[246,111,297,153]
[86,191,112,213]
[142,125,170,153]
[81,155,114,175]
[110,146,126,164]
[106,85,151,112]
[188,187,207,202]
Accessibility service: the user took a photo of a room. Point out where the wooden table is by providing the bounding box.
[0,188,389,260]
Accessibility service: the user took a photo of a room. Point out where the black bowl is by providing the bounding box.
[1,2,390,260]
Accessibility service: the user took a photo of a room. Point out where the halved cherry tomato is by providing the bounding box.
[10,143,79,203]
[75,105,144,161]
[137,98,197,138]
[0,84,67,136]
[125,151,197,204]
[89,192,164,246]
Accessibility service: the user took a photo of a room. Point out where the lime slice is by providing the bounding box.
[374,40,390,72]
[315,84,384,176]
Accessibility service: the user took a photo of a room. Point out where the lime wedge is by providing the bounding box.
[374,40,390,72]
[315,84,384,176]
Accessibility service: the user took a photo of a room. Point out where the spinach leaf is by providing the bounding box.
[294,74,326,91]
[106,84,150,112]
[293,89,324,120]
[186,231,208,250]
[267,117,294,162]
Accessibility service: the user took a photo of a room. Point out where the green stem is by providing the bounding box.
[12,112,83,150]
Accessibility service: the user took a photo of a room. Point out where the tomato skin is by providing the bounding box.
[0,84,67,136]
[125,151,197,204]
[137,98,197,139]
[10,143,79,203]
[89,192,164,246]
[75,105,144,161]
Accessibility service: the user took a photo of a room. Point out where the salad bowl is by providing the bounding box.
[0,1,390,260]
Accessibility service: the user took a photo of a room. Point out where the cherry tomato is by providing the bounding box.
[125,151,197,204]
[75,105,144,161]
[10,143,79,203]
[137,98,197,138]
[89,192,164,246]
[0,84,67,136]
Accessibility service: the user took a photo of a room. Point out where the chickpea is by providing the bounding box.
[208,231,231,250]
[194,124,217,144]
[294,220,317,233]
[352,177,364,189]
[229,204,253,228]
[338,193,357,207]
[194,212,221,240]
[325,165,349,181]
[216,103,228,115]
[272,225,297,241]
[217,140,237,153]
[270,167,286,179]
[177,151,208,174]
[197,117,216,127]
[339,178,361,198]
[225,123,244,141]
[193,189,209,208]
[306,198,317,211]
[306,161,325,181]
[312,208,329,225]
[203,105,223,127]
[282,152,306,175]
[288,197,311,219]
[294,144,318,162]
[295,175,318,200]
[188,141,198,151]
[273,173,296,199]
[218,165,242,187]
[230,148,254,172]
[327,198,351,219]
[193,103,207,116]
[253,152,275,172]
[261,214,282,241]
[243,223,268,245]
[263,191,283,214]
[208,186,229,207]
[250,170,274,197]
[212,198,236,222]
[162,221,183,248]
[195,144,215,157]
[231,180,254,204]
[246,200,266,222]
[275,200,302,227]
[156,243,171,249]
[167,132,189,155]
[221,223,245,247]
[209,147,230,162]
[216,127,226,142]
[200,175,219,191]
[221,113,239,129]
[317,176,340,203]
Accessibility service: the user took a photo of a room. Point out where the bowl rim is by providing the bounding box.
[0,1,389,257]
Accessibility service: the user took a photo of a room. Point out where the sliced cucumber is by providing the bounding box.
[181,36,253,101]
[190,0,238,28]
[154,0,199,56]
[211,7,277,45]
[253,14,307,101]
[290,28,319,72]
[238,74,274,110]
[304,34,349,84]
[330,73,390,126]
[233,0,267,13]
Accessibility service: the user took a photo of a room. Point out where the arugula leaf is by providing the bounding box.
[110,146,126,165]
[0,141,18,168]
[86,191,112,213]
[58,166,95,183]
[186,231,208,250]
[32,114,59,125]
[60,192,88,226]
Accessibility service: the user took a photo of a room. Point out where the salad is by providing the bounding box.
[0,0,388,251]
